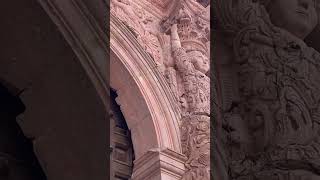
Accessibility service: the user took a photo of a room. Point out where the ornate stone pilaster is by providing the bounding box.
[110,0,211,179]
[180,115,210,180]
[161,0,211,179]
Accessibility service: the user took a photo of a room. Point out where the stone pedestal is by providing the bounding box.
[131,148,186,180]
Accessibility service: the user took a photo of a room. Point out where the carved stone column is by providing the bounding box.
[110,0,211,179]
[161,1,211,179]
[180,115,210,180]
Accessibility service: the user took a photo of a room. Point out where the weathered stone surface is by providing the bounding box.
[213,0,320,179]
[111,0,210,179]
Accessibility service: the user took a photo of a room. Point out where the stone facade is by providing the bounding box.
[111,0,210,179]
[213,0,320,179]
[5,0,320,179]
[2,0,210,179]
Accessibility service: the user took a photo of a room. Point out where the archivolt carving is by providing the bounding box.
[111,0,211,178]
[110,13,182,159]
[214,0,320,179]
[111,0,164,67]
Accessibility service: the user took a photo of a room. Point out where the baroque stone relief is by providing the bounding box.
[111,0,164,68]
[213,0,320,179]
[112,0,210,179]
[161,0,211,179]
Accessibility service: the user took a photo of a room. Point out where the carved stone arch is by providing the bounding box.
[110,13,186,180]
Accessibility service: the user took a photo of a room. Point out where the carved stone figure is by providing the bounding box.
[111,0,211,178]
[161,1,211,179]
[171,24,210,115]
[213,0,320,179]
[171,20,210,179]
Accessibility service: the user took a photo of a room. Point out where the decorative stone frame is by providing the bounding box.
[110,13,186,180]
[36,0,187,179]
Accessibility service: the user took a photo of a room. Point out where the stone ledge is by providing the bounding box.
[132,148,186,180]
